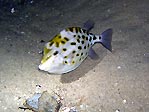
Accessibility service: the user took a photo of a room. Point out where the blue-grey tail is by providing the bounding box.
[100,28,113,52]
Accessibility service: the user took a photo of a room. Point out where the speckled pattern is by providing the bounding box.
[0,0,148,112]
[38,26,109,74]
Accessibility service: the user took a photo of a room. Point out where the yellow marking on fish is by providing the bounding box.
[49,34,68,47]
[64,56,68,58]
[43,47,51,55]
[72,60,75,64]
[66,27,82,33]
[66,27,74,32]
[41,55,51,64]
[41,48,52,64]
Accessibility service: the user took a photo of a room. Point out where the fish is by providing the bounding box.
[38,20,112,74]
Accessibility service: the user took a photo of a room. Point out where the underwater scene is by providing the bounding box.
[0,0,148,112]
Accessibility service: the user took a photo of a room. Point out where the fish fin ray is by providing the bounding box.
[100,28,113,52]
[83,20,95,32]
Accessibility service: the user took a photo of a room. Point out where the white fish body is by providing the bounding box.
[39,21,112,74]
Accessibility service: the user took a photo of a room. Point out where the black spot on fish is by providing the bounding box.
[70,42,76,45]
[78,46,82,50]
[86,37,88,40]
[78,35,81,39]
[64,37,69,41]
[53,51,58,55]
[49,41,54,46]
[99,36,101,39]
[74,35,76,38]
[58,35,61,38]
[72,50,76,54]
[72,61,75,64]
[64,61,68,64]
[77,39,80,43]
[88,43,90,47]
[79,58,81,61]
[61,40,65,44]
[55,42,59,47]
[69,27,73,32]
[81,41,84,44]
[89,36,92,42]
[62,48,67,51]
[90,33,93,35]
[82,35,85,39]
[93,35,97,40]
[82,29,86,33]
[84,46,86,49]
[76,54,79,56]
[81,52,83,56]
[64,56,68,58]
[75,28,78,33]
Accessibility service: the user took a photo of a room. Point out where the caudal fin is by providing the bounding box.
[100,28,113,52]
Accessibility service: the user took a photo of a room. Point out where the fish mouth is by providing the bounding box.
[38,64,44,71]
[38,65,51,74]
[38,63,50,72]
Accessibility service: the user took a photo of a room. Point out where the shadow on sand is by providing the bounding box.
[60,45,108,83]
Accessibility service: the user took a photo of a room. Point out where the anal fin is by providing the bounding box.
[88,47,99,60]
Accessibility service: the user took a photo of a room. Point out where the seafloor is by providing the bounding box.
[0,0,149,112]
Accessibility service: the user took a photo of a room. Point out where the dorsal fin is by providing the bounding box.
[83,20,95,32]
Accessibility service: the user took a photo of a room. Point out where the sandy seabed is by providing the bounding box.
[0,0,149,112]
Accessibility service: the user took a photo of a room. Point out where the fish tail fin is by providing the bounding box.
[100,28,113,52]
